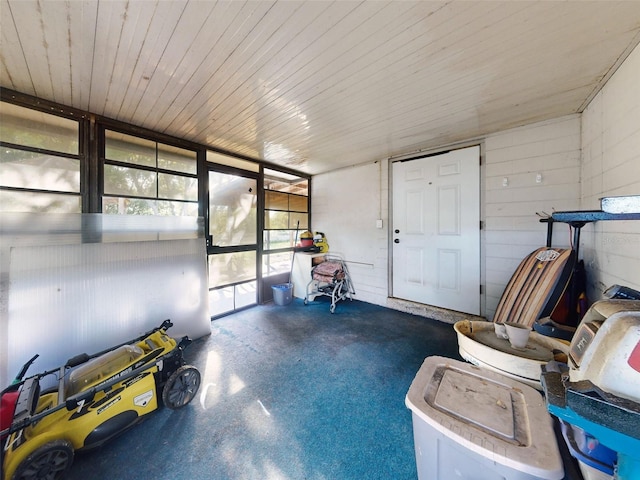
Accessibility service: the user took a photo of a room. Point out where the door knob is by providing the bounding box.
[395,229,400,234]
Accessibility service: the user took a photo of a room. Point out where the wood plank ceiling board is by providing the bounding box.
[133,1,248,127]
[246,2,528,167]
[0,0,33,94]
[33,2,73,106]
[262,3,506,153]
[69,1,99,110]
[297,2,640,165]
[3,0,57,101]
[204,1,342,134]
[188,1,366,158]
[100,1,169,121]
[210,1,449,167]
[146,1,276,134]
[106,0,202,122]
[152,0,291,137]
[1,0,640,175]
[87,0,130,115]
[116,1,190,122]
[183,1,359,160]
[249,4,510,166]
[215,2,434,149]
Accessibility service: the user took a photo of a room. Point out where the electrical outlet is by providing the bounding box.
[376,219,383,229]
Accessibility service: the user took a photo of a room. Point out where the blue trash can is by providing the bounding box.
[272,283,293,305]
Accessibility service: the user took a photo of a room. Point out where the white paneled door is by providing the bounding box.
[392,146,480,314]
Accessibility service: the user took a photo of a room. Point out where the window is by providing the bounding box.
[1,94,313,318]
[263,168,309,277]
[208,171,257,247]
[0,102,81,213]
[102,130,197,216]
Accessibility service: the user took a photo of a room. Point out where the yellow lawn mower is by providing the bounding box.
[1,320,201,480]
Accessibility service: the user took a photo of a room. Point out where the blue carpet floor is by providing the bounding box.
[65,298,462,480]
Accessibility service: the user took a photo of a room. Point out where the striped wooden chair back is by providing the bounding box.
[493,247,576,328]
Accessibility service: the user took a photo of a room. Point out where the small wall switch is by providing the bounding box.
[536,173,542,184]
[376,219,383,229]
[502,177,509,187]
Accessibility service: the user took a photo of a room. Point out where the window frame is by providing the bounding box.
[1,89,312,315]
[99,125,199,216]
[0,100,86,213]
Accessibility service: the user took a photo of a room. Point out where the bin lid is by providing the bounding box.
[406,356,564,480]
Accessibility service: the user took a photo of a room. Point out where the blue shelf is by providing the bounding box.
[550,210,640,224]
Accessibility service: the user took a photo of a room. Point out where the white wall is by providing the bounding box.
[484,115,581,318]
[580,43,640,300]
[312,44,640,320]
[312,116,582,319]
[312,160,389,305]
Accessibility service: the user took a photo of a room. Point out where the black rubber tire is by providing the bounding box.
[162,365,201,409]
[12,439,74,480]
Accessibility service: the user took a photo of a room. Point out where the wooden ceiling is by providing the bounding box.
[2,1,640,174]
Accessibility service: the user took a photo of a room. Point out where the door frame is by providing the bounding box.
[388,141,485,317]
[205,163,261,317]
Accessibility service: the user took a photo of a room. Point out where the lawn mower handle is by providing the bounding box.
[12,354,39,385]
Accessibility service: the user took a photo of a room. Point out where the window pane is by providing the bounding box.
[207,150,259,172]
[209,287,234,318]
[105,130,156,167]
[265,191,288,210]
[104,165,157,198]
[102,197,197,216]
[263,168,309,252]
[235,281,257,308]
[264,168,308,196]
[0,148,80,192]
[265,210,288,229]
[158,173,197,201]
[0,190,81,213]
[0,102,78,154]
[263,230,297,250]
[289,195,308,212]
[158,144,196,174]
[262,252,293,277]
[290,212,308,229]
[208,251,256,288]
[209,171,257,247]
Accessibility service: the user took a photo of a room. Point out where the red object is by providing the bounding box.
[1,390,20,432]
[628,340,640,373]
[300,238,314,247]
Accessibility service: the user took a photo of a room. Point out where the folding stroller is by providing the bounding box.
[304,255,355,313]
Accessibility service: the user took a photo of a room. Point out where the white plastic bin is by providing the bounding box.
[405,356,564,480]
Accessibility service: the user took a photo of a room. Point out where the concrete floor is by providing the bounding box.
[63,298,461,479]
[65,297,581,480]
